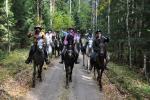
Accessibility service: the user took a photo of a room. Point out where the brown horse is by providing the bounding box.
[90,42,106,91]
[64,45,76,89]
[32,45,45,88]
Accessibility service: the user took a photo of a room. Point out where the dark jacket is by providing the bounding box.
[66,34,74,45]
[93,36,109,53]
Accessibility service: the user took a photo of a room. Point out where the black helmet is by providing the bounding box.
[34,25,42,30]
[95,30,102,34]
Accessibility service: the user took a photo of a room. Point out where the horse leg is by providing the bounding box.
[65,65,69,89]
[38,65,43,82]
[69,65,73,82]
[32,64,36,88]
[83,54,85,66]
[99,69,104,91]
[87,58,91,73]
[94,65,96,78]
[55,48,56,57]
[57,48,60,56]
[96,69,100,82]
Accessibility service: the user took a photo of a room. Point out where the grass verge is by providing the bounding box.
[0,49,32,81]
[106,63,150,99]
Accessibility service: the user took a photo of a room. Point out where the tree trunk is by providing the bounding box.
[69,0,72,16]
[108,0,110,36]
[78,0,80,13]
[37,0,40,24]
[50,0,53,28]
[126,0,132,67]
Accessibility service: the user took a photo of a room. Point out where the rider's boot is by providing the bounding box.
[25,56,32,64]
[25,45,35,64]
[44,47,50,65]
[59,47,65,64]
[59,54,64,64]
[74,53,79,64]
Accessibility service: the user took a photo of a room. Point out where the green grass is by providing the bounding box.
[0,49,32,81]
[107,63,150,99]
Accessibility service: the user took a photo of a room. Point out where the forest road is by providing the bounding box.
[22,54,103,100]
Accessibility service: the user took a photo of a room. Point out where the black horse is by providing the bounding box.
[53,38,62,57]
[64,45,75,88]
[32,45,45,88]
[80,37,87,66]
[90,42,106,91]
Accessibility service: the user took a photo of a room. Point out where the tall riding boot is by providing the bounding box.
[74,47,79,64]
[75,53,79,64]
[59,54,64,64]
[44,48,50,65]
[59,46,65,64]
[25,46,34,64]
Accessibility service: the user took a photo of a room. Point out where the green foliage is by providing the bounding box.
[0,49,31,81]
[107,63,150,99]
[98,0,150,67]
[52,11,74,31]
[0,0,14,42]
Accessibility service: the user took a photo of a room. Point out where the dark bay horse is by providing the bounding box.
[81,37,87,66]
[90,42,106,91]
[53,38,61,57]
[64,45,75,89]
[32,44,45,88]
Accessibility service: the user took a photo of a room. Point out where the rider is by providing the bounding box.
[59,28,79,64]
[91,30,109,70]
[25,25,49,65]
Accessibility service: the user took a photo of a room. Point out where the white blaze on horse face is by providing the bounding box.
[38,39,44,48]
[88,39,93,48]
[69,52,72,56]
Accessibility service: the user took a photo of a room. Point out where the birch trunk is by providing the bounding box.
[126,0,132,67]
[108,0,110,36]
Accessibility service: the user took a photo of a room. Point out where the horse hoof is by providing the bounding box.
[37,75,40,78]
[32,84,35,88]
[69,79,72,82]
[44,67,47,70]
[99,84,103,91]
[39,79,42,82]
[99,87,102,91]
[65,85,69,89]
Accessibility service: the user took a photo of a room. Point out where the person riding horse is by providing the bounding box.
[59,28,79,64]
[91,30,109,70]
[25,25,49,65]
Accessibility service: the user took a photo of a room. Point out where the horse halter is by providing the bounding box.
[66,44,73,56]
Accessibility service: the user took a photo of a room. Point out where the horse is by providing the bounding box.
[80,37,87,66]
[90,42,106,91]
[46,33,53,61]
[53,38,61,57]
[86,38,93,72]
[64,44,75,89]
[32,40,45,88]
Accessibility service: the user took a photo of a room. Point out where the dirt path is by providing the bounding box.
[22,55,103,100]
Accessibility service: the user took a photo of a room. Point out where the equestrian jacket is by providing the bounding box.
[93,36,109,53]
[33,31,46,45]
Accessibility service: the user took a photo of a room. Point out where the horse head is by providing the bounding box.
[98,43,106,57]
[36,39,44,54]
[65,45,74,58]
